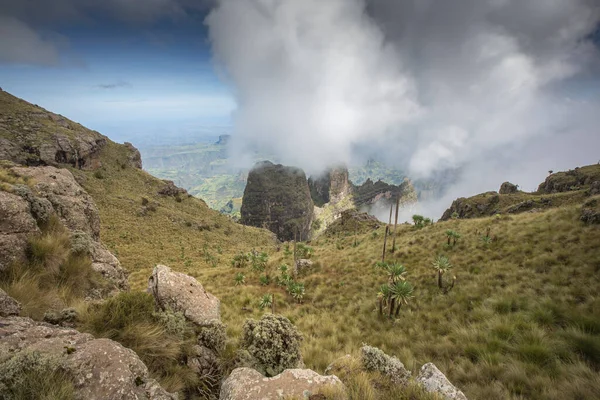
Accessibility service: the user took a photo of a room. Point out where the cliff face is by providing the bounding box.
[308,166,352,207]
[241,161,314,241]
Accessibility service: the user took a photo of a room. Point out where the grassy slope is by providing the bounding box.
[69,141,275,291]
[86,144,600,399]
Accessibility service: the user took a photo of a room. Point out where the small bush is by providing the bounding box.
[197,320,227,353]
[0,351,75,400]
[360,345,411,385]
[93,170,104,179]
[240,314,303,376]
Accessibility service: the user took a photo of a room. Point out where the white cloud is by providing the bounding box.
[0,17,61,65]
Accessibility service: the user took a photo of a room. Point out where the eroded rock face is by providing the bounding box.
[241,161,314,242]
[12,166,101,239]
[147,265,220,326]
[416,363,468,400]
[440,192,500,221]
[0,190,40,271]
[0,316,176,400]
[308,166,351,207]
[538,166,600,193]
[219,368,346,400]
[0,289,21,316]
[0,166,129,293]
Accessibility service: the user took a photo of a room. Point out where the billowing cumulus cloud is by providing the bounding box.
[206,0,600,216]
[0,17,61,65]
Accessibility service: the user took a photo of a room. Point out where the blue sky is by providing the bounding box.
[0,2,232,145]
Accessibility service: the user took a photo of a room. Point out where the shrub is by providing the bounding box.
[360,345,411,385]
[240,314,303,376]
[197,321,227,353]
[0,351,75,400]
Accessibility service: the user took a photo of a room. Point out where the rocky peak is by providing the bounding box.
[240,161,314,241]
[308,165,351,207]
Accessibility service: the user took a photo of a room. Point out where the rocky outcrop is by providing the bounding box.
[0,166,129,292]
[0,289,21,316]
[308,166,352,207]
[499,182,518,194]
[538,165,600,194]
[417,363,467,400]
[441,192,500,221]
[124,142,143,169]
[294,259,314,276]
[147,265,220,326]
[158,180,188,197]
[0,90,108,169]
[13,166,101,239]
[241,161,314,241]
[219,368,346,400]
[0,316,176,400]
[590,181,600,195]
[0,190,40,271]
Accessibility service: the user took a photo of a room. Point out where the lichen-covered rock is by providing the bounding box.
[0,288,21,316]
[12,166,101,239]
[360,345,411,385]
[0,190,40,271]
[416,363,467,400]
[241,161,314,242]
[499,182,518,194]
[89,240,130,292]
[147,265,220,326]
[219,368,346,400]
[239,314,303,377]
[187,345,221,378]
[0,316,176,400]
[43,308,78,327]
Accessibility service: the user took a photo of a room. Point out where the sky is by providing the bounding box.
[1,0,600,217]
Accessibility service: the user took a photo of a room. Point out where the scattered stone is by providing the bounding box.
[0,288,21,316]
[219,368,346,400]
[147,265,220,326]
[43,308,78,327]
[294,259,314,276]
[360,345,411,385]
[0,316,176,400]
[499,182,518,194]
[416,363,468,400]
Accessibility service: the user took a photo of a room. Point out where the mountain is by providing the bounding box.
[1,90,599,399]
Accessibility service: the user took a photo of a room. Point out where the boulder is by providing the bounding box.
[0,190,40,271]
[12,166,101,240]
[219,368,346,400]
[0,288,21,316]
[499,182,518,194]
[0,316,176,400]
[416,363,467,400]
[147,265,220,326]
[241,161,314,241]
[294,259,314,276]
[590,181,600,195]
[89,240,130,292]
[43,307,78,327]
[360,345,411,385]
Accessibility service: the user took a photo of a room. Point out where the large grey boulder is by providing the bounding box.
[0,288,21,316]
[499,181,518,194]
[219,368,346,400]
[0,316,176,400]
[147,265,220,326]
[0,190,40,271]
[416,363,467,400]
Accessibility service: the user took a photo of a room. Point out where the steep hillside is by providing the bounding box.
[0,90,276,291]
